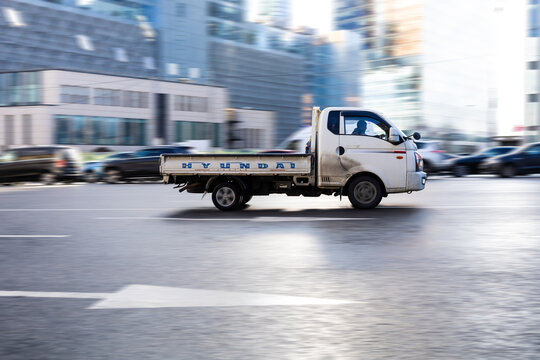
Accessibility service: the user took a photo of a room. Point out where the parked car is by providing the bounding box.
[415,140,454,174]
[0,146,81,184]
[481,142,540,177]
[100,146,193,183]
[82,152,133,183]
[451,146,518,177]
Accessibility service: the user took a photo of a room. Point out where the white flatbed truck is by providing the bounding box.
[160,107,427,210]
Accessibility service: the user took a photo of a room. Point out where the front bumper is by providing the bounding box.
[407,171,427,191]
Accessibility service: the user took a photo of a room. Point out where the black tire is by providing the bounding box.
[212,182,242,211]
[348,176,383,209]
[40,172,56,185]
[499,164,515,178]
[104,168,122,184]
[240,193,253,205]
[453,165,468,177]
[84,170,98,183]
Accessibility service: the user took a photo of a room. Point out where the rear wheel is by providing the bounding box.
[212,182,241,211]
[104,169,122,184]
[40,172,56,185]
[348,176,383,209]
[453,165,468,177]
[500,164,516,178]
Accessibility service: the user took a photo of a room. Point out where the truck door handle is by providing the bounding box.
[337,146,345,155]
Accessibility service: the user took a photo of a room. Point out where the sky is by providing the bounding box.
[247,0,526,135]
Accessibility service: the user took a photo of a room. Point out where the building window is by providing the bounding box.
[22,114,32,145]
[0,72,41,106]
[167,63,179,76]
[175,121,221,147]
[189,67,200,79]
[2,7,26,27]
[54,115,146,146]
[123,91,149,108]
[114,48,128,62]
[143,57,156,70]
[527,94,539,102]
[75,35,95,51]
[60,85,90,104]
[174,95,208,112]
[527,61,539,70]
[94,88,122,106]
[4,115,14,146]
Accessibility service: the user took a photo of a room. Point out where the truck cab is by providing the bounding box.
[313,107,425,195]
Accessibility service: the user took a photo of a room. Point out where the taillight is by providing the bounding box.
[430,150,445,153]
[56,159,66,168]
[415,152,424,171]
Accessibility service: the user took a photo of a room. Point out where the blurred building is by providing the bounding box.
[0,69,227,151]
[334,0,495,139]
[153,0,310,145]
[310,31,362,111]
[225,108,275,149]
[526,0,540,142]
[256,0,292,29]
[0,0,158,78]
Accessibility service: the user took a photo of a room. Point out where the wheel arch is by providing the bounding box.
[343,172,387,197]
[206,176,248,193]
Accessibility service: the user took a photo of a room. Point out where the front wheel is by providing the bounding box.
[348,176,383,209]
[212,182,242,211]
[499,164,515,178]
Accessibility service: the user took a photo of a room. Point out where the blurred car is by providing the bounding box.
[0,146,81,185]
[481,142,540,177]
[100,146,193,183]
[82,152,133,183]
[257,149,296,154]
[415,140,454,174]
[451,146,518,177]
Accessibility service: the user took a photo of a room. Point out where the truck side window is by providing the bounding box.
[343,116,389,140]
[327,111,340,135]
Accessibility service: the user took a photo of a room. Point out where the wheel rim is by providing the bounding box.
[106,170,120,182]
[503,166,514,177]
[86,172,97,183]
[41,173,54,184]
[216,186,236,207]
[457,165,466,176]
[353,181,377,204]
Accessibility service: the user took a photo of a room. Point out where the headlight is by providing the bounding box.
[415,152,423,171]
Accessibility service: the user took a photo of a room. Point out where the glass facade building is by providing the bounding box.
[0,0,158,77]
[526,0,540,141]
[54,115,146,146]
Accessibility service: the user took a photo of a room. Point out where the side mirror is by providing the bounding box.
[413,132,421,140]
[389,128,401,143]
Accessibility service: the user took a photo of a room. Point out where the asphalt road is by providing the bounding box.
[1,176,540,359]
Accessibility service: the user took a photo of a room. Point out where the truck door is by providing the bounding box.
[338,111,408,191]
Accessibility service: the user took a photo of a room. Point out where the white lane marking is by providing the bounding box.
[0,235,70,238]
[0,285,356,309]
[95,216,373,222]
[0,291,108,299]
[0,208,178,212]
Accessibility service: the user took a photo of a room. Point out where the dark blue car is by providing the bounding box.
[82,152,133,183]
[451,146,517,177]
[481,142,540,177]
